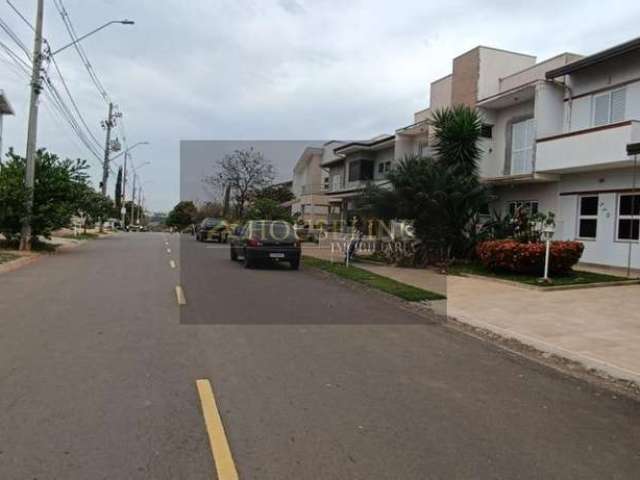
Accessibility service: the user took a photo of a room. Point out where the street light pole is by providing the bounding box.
[19,0,44,251]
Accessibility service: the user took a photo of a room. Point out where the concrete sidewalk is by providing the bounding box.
[302,244,640,385]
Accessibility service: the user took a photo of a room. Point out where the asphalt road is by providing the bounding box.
[0,232,638,479]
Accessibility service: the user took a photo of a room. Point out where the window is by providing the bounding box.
[378,162,385,174]
[510,118,535,175]
[578,195,598,239]
[348,159,374,182]
[481,124,493,138]
[507,200,538,216]
[348,161,359,182]
[617,194,640,241]
[592,87,626,127]
[384,161,391,172]
[331,174,341,191]
[361,160,374,180]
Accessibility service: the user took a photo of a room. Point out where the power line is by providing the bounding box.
[0,16,30,59]
[52,0,110,103]
[46,42,103,150]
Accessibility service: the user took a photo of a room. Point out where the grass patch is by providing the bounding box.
[0,239,59,252]
[449,262,632,287]
[303,256,446,301]
[0,252,19,264]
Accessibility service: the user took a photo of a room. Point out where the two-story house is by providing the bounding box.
[290,142,344,226]
[323,134,395,226]
[419,38,640,269]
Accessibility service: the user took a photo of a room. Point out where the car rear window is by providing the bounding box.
[250,222,297,240]
[204,219,219,227]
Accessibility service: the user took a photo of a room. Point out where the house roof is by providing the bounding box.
[333,135,395,155]
[0,90,14,115]
[546,36,640,78]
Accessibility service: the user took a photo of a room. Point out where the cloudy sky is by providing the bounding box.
[1,0,639,211]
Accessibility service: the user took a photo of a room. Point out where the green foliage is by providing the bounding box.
[76,183,114,228]
[166,201,197,228]
[243,197,293,222]
[253,184,294,204]
[358,105,489,264]
[0,149,96,241]
[430,104,483,177]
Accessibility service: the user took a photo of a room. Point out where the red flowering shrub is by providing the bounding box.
[476,240,584,274]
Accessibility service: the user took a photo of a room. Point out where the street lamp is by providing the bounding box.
[110,141,150,163]
[541,223,556,283]
[50,20,135,56]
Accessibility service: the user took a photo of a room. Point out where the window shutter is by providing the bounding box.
[610,88,626,122]
[593,93,610,126]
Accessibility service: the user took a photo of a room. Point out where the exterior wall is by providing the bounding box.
[556,169,640,268]
[430,76,452,110]
[534,81,565,139]
[498,53,581,94]
[490,168,640,269]
[451,49,480,107]
[414,108,431,123]
[490,183,560,217]
[477,47,536,100]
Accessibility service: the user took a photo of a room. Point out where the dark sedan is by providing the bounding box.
[229,221,301,270]
[196,217,229,243]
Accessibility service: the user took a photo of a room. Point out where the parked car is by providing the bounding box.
[196,218,229,242]
[229,220,301,270]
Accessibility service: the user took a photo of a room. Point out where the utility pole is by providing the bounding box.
[19,0,45,251]
[137,185,143,224]
[130,172,136,227]
[100,102,114,195]
[120,151,128,227]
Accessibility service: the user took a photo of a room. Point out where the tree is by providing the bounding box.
[77,184,113,232]
[204,148,275,218]
[166,201,197,229]
[359,105,489,265]
[0,149,91,242]
[243,197,293,222]
[193,201,224,223]
[114,167,123,215]
[252,184,294,204]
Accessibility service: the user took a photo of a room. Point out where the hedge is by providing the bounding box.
[476,240,584,274]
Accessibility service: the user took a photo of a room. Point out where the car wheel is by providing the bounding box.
[243,250,252,269]
[230,247,237,261]
[290,258,300,270]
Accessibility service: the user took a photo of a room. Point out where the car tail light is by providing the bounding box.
[247,237,262,247]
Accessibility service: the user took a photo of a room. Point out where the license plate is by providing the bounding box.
[269,253,285,258]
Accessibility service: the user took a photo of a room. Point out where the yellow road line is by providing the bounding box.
[175,285,186,305]
[196,379,239,480]
[170,260,176,269]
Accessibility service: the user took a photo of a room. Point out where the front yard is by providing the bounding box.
[449,262,634,288]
